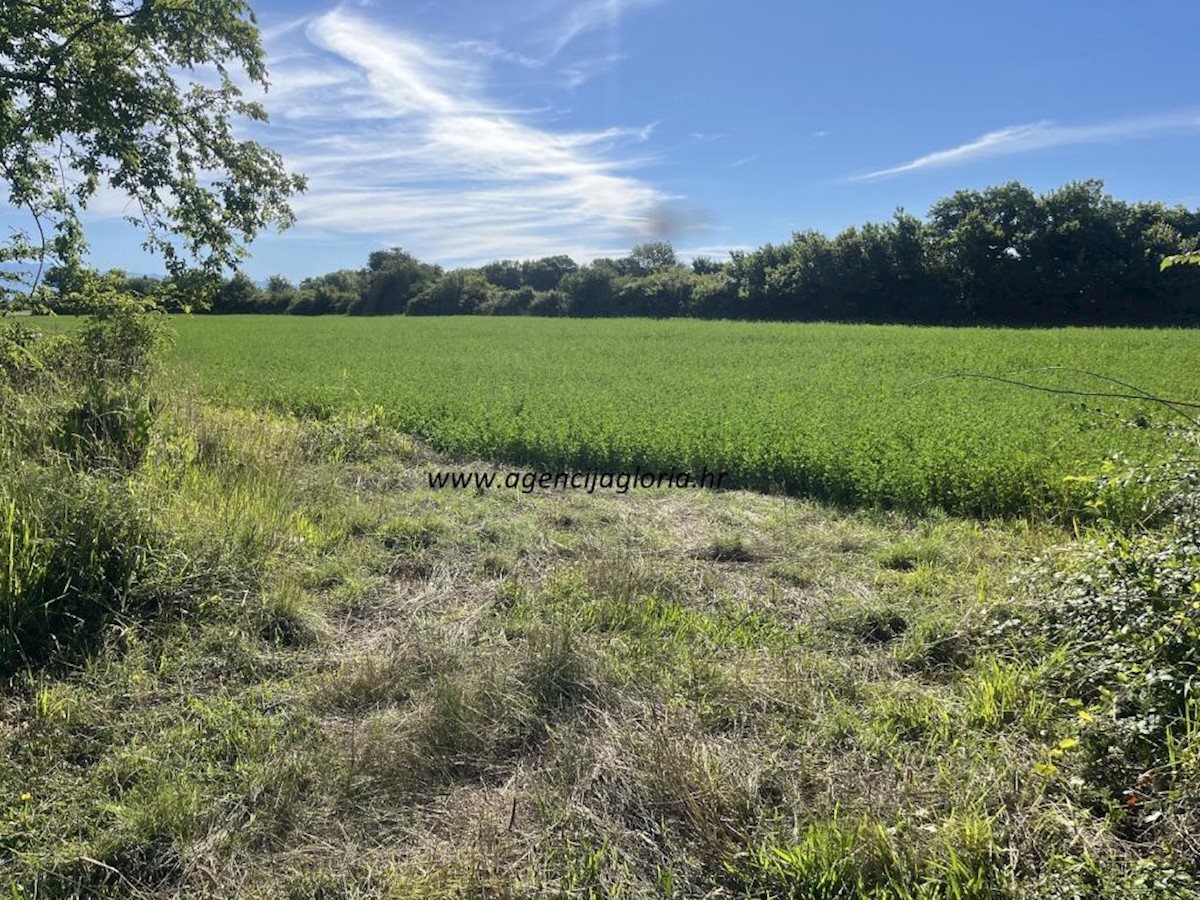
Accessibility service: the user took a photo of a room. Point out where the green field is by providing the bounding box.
[155,316,1198,516]
[8,310,1200,897]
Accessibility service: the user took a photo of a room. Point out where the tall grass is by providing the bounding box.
[0,298,163,672]
[1,466,151,670]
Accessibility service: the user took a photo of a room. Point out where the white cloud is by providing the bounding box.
[542,0,662,56]
[851,110,1200,181]
[304,12,471,117]
[730,154,758,168]
[453,39,544,69]
[252,8,674,264]
[560,53,624,89]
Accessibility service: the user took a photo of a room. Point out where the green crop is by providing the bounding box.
[149,316,1198,517]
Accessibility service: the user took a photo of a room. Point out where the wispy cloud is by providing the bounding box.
[560,53,624,89]
[542,0,662,56]
[677,243,752,262]
[730,154,758,168]
[453,39,544,69]
[851,110,1200,181]
[253,8,673,264]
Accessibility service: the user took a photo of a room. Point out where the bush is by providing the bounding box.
[1,282,166,670]
[987,429,1200,825]
[1,464,153,671]
[528,288,567,317]
[54,303,164,469]
[1,320,74,454]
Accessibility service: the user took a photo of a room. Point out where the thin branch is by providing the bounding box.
[22,196,47,298]
[907,368,1200,428]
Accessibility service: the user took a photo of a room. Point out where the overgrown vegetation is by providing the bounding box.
[3,334,1198,895]
[988,431,1200,860]
[59,179,1200,325]
[0,287,168,672]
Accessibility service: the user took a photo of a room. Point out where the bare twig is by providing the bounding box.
[906,365,1200,429]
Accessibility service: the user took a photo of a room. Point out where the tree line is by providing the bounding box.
[53,179,1200,326]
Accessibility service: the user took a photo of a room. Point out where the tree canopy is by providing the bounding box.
[0,0,305,299]
[179,180,1200,326]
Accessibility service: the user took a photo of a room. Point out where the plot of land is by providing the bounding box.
[156,316,1200,516]
[6,316,1198,897]
[1,403,1072,897]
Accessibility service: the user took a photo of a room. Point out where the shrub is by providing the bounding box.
[1,464,153,671]
[1,282,166,670]
[987,430,1200,826]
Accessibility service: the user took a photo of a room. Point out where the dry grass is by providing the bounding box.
[2,402,1192,899]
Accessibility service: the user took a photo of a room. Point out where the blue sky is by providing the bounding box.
[43,0,1200,278]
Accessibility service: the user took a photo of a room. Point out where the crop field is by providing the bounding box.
[152,316,1199,516]
[9,310,1200,897]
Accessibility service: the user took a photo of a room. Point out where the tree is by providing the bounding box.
[686,271,736,318]
[691,256,725,275]
[291,269,361,315]
[727,241,795,319]
[405,270,491,316]
[561,266,616,317]
[262,274,297,312]
[620,241,678,277]
[480,259,523,291]
[210,271,262,313]
[353,248,439,315]
[0,0,306,301]
[926,183,1041,322]
[879,210,941,322]
[520,255,578,291]
[615,267,696,317]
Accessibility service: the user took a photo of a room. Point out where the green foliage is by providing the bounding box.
[726,815,1002,899]
[561,266,617,317]
[621,240,680,276]
[405,269,491,316]
[262,274,298,312]
[290,269,363,315]
[180,181,1200,326]
[0,0,305,291]
[209,271,264,313]
[981,431,1200,867]
[615,266,697,317]
[298,405,414,463]
[1,466,152,672]
[57,297,165,470]
[1163,251,1200,270]
[877,537,949,571]
[353,247,441,315]
[521,254,578,291]
[157,316,1197,517]
[992,439,1200,770]
[0,283,167,671]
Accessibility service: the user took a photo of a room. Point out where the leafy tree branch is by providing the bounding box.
[0,0,306,302]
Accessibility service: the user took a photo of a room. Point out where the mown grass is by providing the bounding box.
[131,315,1200,517]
